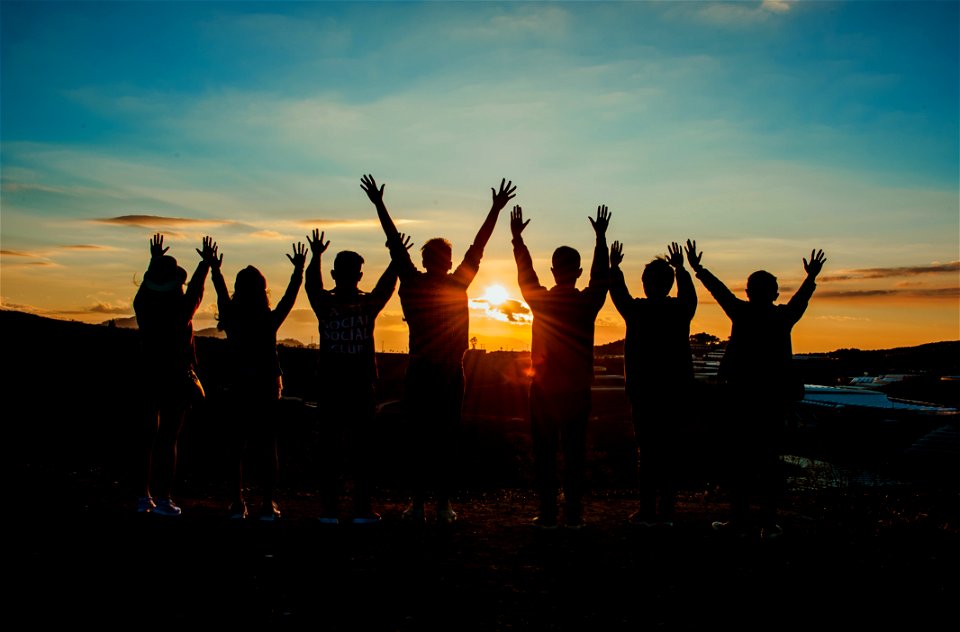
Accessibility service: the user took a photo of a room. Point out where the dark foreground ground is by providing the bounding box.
[5,310,958,630]
[11,463,958,631]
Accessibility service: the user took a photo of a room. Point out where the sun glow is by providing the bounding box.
[482,284,510,306]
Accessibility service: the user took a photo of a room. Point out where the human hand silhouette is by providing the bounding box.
[803,249,826,278]
[196,236,222,269]
[150,233,169,258]
[510,205,529,239]
[360,174,385,205]
[307,229,330,256]
[667,242,684,269]
[685,239,702,272]
[589,205,611,236]
[491,178,517,211]
[610,241,624,268]
[396,233,414,251]
[288,242,308,268]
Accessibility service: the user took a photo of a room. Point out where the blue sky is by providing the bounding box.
[2,1,958,352]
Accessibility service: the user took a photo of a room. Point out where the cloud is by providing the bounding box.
[88,302,133,315]
[817,287,959,299]
[690,0,793,26]
[60,244,115,251]
[295,219,419,230]
[94,215,234,229]
[250,230,284,239]
[761,0,792,13]
[815,315,871,322]
[820,262,959,282]
[1,250,33,257]
[470,297,532,324]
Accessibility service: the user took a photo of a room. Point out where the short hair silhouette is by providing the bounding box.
[421,237,453,272]
[746,270,779,303]
[641,258,674,299]
[332,250,365,287]
[551,246,582,284]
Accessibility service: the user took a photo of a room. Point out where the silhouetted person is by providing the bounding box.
[209,241,307,522]
[610,240,697,527]
[688,241,826,539]
[363,173,516,524]
[133,234,214,516]
[511,204,610,529]
[305,228,409,525]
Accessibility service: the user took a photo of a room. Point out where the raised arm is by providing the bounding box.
[510,205,545,301]
[185,236,215,316]
[362,174,399,242]
[608,240,633,317]
[668,241,697,319]
[273,242,307,329]
[304,228,330,315]
[787,249,826,317]
[370,235,412,312]
[587,205,611,300]
[150,233,169,259]
[471,178,517,252]
[686,239,738,317]
[200,237,230,315]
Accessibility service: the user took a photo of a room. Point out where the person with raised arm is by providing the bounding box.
[361,174,516,525]
[305,228,409,525]
[687,240,826,539]
[208,240,307,522]
[609,240,698,528]
[133,234,215,517]
[511,204,610,529]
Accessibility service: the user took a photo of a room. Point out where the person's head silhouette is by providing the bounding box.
[551,246,582,286]
[421,238,453,275]
[144,255,188,293]
[642,258,674,299]
[332,250,364,289]
[234,265,270,312]
[746,270,779,304]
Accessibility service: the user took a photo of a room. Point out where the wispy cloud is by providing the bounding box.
[295,219,419,230]
[820,261,959,282]
[817,288,959,299]
[95,215,235,229]
[60,244,115,251]
[1,250,34,257]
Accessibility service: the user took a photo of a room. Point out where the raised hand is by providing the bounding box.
[685,239,702,272]
[510,205,529,239]
[307,229,330,256]
[287,242,308,268]
[360,174,385,206]
[803,249,826,278]
[610,241,624,268]
[150,233,169,258]
[196,236,222,269]
[667,242,684,268]
[588,205,611,236]
[397,232,414,251]
[491,178,517,211]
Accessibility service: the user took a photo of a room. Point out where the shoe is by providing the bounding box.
[565,505,584,530]
[317,515,340,525]
[351,512,382,525]
[259,500,281,522]
[532,514,558,530]
[760,524,784,540]
[437,506,458,526]
[136,496,156,514]
[628,511,657,528]
[227,500,248,520]
[402,503,426,523]
[152,499,182,517]
[711,521,748,538]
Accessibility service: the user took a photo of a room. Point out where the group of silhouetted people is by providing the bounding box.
[134,175,825,537]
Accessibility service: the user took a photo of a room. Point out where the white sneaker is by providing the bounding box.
[152,499,182,517]
[136,496,156,514]
[437,505,458,525]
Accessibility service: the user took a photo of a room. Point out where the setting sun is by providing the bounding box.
[482,284,510,307]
